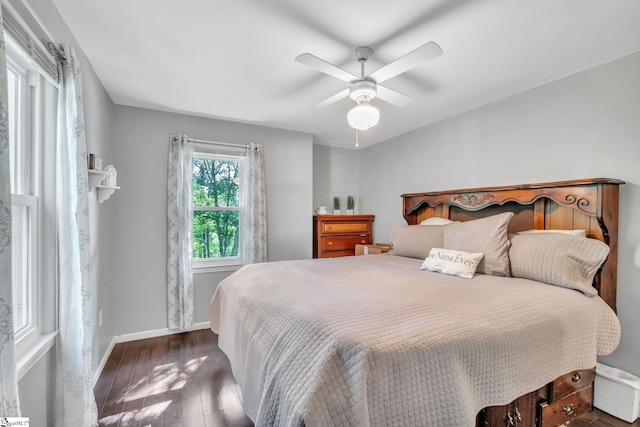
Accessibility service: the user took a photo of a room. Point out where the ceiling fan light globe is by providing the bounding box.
[348,103,380,131]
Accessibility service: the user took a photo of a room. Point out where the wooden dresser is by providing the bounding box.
[313,214,374,258]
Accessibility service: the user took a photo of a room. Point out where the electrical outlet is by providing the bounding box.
[99,310,103,327]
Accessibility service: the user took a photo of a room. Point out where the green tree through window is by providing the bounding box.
[192,154,241,260]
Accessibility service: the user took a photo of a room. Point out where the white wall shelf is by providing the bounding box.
[88,169,107,191]
[96,185,120,204]
[89,168,120,203]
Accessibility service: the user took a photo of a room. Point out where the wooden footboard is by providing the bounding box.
[476,368,595,427]
[476,368,596,427]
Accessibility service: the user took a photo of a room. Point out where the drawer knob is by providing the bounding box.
[571,372,582,383]
[361,240,366,243]
[328,242,333,246]
[563,403,574,415]
[506,408,521,426]
[328,225,333,229]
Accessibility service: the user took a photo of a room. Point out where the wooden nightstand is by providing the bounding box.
[313,214,374,258]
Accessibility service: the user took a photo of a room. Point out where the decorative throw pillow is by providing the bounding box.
[389,225,444,259]
[420,217,455,225]
[420,248,484,279]
[443,212,513,276]
[509,233,609,296]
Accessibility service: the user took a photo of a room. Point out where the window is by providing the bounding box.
[192,152,244,269]
[6,33,57,360]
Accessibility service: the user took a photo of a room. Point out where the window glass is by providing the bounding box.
[193,157,240,207]
[11,203,31,334]
[7,63,25,194]
[193,211,239,259]
[192,154,242,265]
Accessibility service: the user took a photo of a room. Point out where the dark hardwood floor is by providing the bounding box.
[94,329,252,426]
[95,330,639,427]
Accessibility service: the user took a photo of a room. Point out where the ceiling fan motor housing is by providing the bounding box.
[353,46,373,62]
[350,80,377,103]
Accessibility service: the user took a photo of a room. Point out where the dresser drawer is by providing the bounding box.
[547,367,595,403]
[538,385,592,427]
[323,221,370,234]
[313,214,375,259]
[323,235,371,252]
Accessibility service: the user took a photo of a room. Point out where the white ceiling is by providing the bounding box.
[51,0,640,149]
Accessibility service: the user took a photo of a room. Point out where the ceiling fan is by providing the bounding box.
[295,41,443,130]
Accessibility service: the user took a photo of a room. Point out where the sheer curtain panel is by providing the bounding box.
[0,5,21,417]
[167,135,194,331]
[242,143,267,264]
[166,137,265,330]
[51,43,98,426]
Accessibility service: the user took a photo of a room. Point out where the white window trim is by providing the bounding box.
[16,331,57,381]
[193,260,242,273]
[192,151,244,270]
[6,30,58,372]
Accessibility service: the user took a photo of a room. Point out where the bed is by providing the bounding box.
[210,178,624,427]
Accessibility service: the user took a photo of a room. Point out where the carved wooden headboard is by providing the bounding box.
[402,178,624,310]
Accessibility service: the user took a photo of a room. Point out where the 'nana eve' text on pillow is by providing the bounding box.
[421,248,484,279]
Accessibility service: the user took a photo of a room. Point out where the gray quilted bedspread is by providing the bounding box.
[210,255,620,427]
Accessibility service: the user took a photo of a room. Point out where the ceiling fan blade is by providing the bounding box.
[295,53,359,83]
[376,85,413,107]
[312,88,350,108]
[368,41,442,84]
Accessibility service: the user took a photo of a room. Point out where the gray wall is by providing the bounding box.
[10,0,117,422]
[358,52,640,377]
[110,106,314,333]
[313,144,361,214]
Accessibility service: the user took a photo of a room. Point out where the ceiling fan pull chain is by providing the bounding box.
[355,129,359,148]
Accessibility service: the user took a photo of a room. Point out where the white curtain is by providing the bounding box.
[0,6,21,417]
[166,138,265,329]
[167,135,194,331]
[53,44,98,426]
[242,143,267,264]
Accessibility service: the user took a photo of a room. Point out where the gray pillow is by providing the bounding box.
[443,212,513,276]
[389,225,444,259]
[509,233,609,296]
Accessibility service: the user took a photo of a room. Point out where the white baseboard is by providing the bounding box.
[93,336,116,387]
[190,321,212,331]
[114,327,173,343]
[93,321,212,387]
[114,321,211,343]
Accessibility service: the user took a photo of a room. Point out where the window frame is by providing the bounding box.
[5,32,58,373]
[192,150,244,272]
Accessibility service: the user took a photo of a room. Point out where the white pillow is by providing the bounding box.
[517,229,587,237]
[420,217,455,225]
[420,248,484,279]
